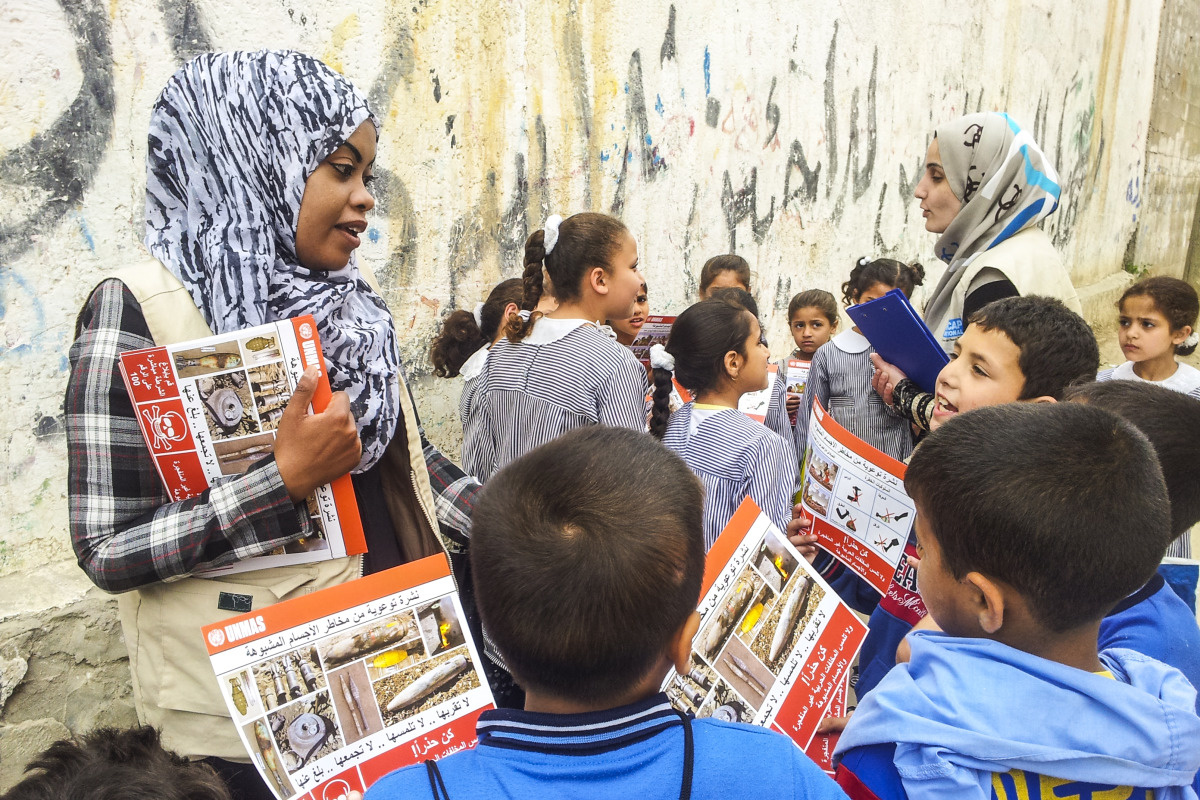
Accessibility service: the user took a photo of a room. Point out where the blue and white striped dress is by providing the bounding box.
[662,404,795,549]
[764,360,799,482]
[462,317,649,481]
[794,330,914,463]
[457,345,490,427]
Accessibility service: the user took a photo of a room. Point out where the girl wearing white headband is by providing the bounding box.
[462,213,648,481]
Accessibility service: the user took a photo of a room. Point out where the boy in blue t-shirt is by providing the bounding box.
[1065,379,1200,712]
[366,427,846,800]
[834,403,1200,800]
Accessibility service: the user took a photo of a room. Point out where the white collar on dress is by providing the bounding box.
[523,316,593,345]
[459,345,490,380]
[831,329,870,354]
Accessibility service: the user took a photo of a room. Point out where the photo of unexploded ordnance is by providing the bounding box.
[416,597,465,657]
[243,718,295,798]
[173,342,243,378]
[318,612,420,669]
[363,636,427,682]
[224,669,262,719]
[696,566,763,661]
[267,692,344,774]
[806,447,839,490]
[801,479,831,517]
[197,370,258,441]
[696,679,752,724]
[373,647,480,726]
[669,655,719,713]
[734,578,776,648]
[327,661,384,745]
[252,647,326,711]
[715,636,774,711]
[754,529,799,593]
[239,333,282,365]
[246,362,291,431]
[752,575,825,673]
[215,431,276,476]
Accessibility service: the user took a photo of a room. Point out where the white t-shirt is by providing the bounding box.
[1098,360,1200,400]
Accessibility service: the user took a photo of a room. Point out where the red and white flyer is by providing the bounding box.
[662,498,868,757]
[802,676,848,775]
[118,315,365,576]
[799,397,914,595]
[201,555,495,800]
[785,358,812,398]
[630,314,675,366]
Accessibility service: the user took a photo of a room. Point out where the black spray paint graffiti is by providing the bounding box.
[611,51,669,215]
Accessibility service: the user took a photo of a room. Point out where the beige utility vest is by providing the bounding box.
[925,227,1083,351]
[112,259,443,761]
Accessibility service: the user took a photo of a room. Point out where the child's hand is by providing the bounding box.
[817,712,852,735]
[786,393,801,414]
[870,354,908,406]
[787,504,820,563]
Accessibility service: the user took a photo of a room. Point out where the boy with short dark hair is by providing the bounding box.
[1065,380,1200,711]
[834,404,1200,800]
[366,426,845,799]
[844,295,1101,697]
[3,726,231,800]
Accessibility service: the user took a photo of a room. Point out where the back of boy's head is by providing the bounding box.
[648,298,756,438]
[1119,276,1199,357]
[969,295,1099,399]
[905,403,1170,633]
[430,278,524,377]
[508,212,629,342]
[707,285,759,318]
[3,726,230,800]
[699,254,752,295]
[788,289,838,324]
[1065,380,1200,538]
[841,257,924,305]
[470,427,705,703]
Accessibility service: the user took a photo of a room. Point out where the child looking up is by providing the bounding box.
[462,213,648,481]
[847,296,1100,697]
[786,289,840,424]
[795,258,924,463]
[699,253,752,299]
[607,280,649,347]
[835,403,1200,800]
[649,299,795,547]
[366,427,844,799]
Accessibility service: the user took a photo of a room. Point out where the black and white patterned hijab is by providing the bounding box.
[144,50,401,472]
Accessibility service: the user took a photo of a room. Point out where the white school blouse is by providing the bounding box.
[462,317,649,481]
[662,403,795,550]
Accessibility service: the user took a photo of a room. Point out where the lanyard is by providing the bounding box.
[424,709,695,800]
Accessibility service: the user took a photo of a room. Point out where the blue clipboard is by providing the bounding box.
[846,289,949,393]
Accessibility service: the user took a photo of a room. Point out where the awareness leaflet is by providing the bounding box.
[803,677,848,775]
[738,363,778,423]
[798,397,914,595]
[784,358,812,427]
[662,498,868,755]
[202,555,494,800]
[629,314,675,367]
[118,315,364,576]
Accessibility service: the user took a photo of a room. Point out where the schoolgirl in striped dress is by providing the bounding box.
[650,299,795,548]
[795,258,923,463]
[462,213,648,481]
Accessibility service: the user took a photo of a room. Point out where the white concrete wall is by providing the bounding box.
[0,0,1170,775]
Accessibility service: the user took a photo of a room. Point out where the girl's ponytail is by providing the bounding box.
[649,366,675,439]
[507,230,548,342]
[430,310,485,377]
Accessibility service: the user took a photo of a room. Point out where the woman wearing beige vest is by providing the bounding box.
[65,52,477,800]
[872,112,1083,429]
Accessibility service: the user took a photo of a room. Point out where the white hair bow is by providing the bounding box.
[472,302,485,328]
[543,214,563,255]
[649,343,675,371]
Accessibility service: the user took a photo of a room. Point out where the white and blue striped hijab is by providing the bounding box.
[144,50,400,471]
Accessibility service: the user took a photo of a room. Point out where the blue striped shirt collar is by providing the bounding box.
[475,693,684,755]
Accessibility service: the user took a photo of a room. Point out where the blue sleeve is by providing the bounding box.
[598,350,651,431]
[827,569,882,616]
[764,363,799,468]
[794,349,830,459]
[856,604,915,698]
[789,741,853,799]
[836,743,907,800]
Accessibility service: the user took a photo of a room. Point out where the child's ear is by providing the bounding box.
[723,350,742,381]
[1027,396,1057,405]
[503,301,520,319]
[668,611,702,673]
[1172,324,1193,346]
[963,572,1006,634]
[589,266,610,296]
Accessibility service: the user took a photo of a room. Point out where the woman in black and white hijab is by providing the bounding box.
[66,51,477,798]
